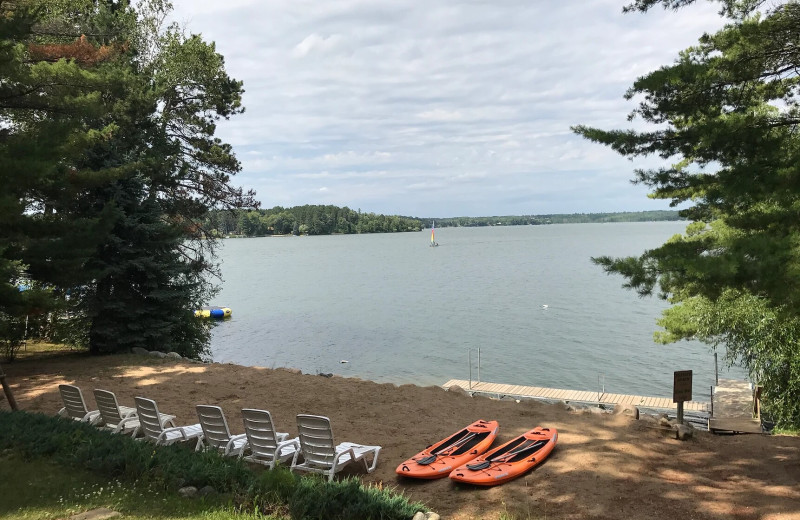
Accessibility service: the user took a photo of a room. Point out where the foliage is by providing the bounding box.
[573,1,800,426]
[206,205,423,236]
[0,0,255,358]
[206,208,681,237]
[0,411,426,519]
[0,451,278,520]
[656,291,800,425]
[429,210,681,228]
[288,476,420,520]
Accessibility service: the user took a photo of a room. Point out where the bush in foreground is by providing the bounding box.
[0,411,422,519]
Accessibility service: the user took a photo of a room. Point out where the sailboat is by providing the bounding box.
[430,221,439,247]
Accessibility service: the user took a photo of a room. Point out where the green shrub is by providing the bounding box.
[289,476,420,520]
[0,411,425,519]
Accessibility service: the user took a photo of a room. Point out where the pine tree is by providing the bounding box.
[573,0,800,426]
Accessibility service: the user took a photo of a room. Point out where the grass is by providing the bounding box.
[9,340,81,362]
[0,451,282,520]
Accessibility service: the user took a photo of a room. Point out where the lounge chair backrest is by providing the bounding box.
[59,384,90,420]
[94,389,124,425]
[196,405,232,450]
[296,414,337,468]
[134,397,166,441]
[241,409,283,456]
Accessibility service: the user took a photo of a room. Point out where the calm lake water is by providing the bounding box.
[209,222,745,402]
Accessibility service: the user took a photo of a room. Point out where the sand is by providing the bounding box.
[3,353,800,520]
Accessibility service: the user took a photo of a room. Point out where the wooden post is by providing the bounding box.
[677,401,684,424]
[0,363,19,411]
[710,385,714,417]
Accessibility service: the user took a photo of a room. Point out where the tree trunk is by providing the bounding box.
[0,364,19,410]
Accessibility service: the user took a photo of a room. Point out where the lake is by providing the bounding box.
[208,221,745,402]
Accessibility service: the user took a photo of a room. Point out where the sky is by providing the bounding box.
[168,0,727,218]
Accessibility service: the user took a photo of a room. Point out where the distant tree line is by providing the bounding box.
[423,210,681,228]
[205,208,682,237]
[204,205,423,236]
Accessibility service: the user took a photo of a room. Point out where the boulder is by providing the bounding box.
[612,403,640,420]
[658,416,673,428]
[178,486,198,498]
[131,347,149,355]
[197,485,217,497]
[412,513,426,520]
[675,424,693,441]
[148,350,167,358]
[447,385,467,395]
[426,513,441,520]
[166,352,182,359]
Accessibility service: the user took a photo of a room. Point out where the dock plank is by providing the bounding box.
[440,379,708,411]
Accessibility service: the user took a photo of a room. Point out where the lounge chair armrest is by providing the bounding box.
[115,415,140,432]
[159,425,189,442]
[224,433,248,452]
[277,437,300,452]
[333,447,358,467]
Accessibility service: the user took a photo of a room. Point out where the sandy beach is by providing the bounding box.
[3,352,800,520]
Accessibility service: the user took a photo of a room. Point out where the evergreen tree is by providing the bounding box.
[1,0,254,358]
[573,0,800,426]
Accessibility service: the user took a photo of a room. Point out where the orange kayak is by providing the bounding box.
[449,426,557,486]
[396,419,499,479]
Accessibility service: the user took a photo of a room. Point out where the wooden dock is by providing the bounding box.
[442,379,709,412]
[708,378,762,433]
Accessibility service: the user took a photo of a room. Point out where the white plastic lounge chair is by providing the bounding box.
[134,397,202,446]
[290,414,381,481]
[57,384,101,424]
[239,408,298,469]
[195,405,248,456]
[94,389,175,437]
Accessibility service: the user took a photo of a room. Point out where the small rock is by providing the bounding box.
[149,350,167,358]
[447,385,467,395]
[131,347,149,355]
[412,513,426,520]
[675,424,693,441]
[658,416,673,428]
[166,352,182,359]
[426,513,441,520]
[612,403,640,420]
[197,485,217,497]
[588,406,607,415]
[178,486,198,498]
[318,372,333,378]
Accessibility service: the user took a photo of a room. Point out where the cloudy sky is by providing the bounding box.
[168,1,726,217]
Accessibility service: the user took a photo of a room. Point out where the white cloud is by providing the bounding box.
[169,0,727,216]
[292,33,343,58]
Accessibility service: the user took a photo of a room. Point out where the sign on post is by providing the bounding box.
[673,370,693,402]
[673,370,692,424]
